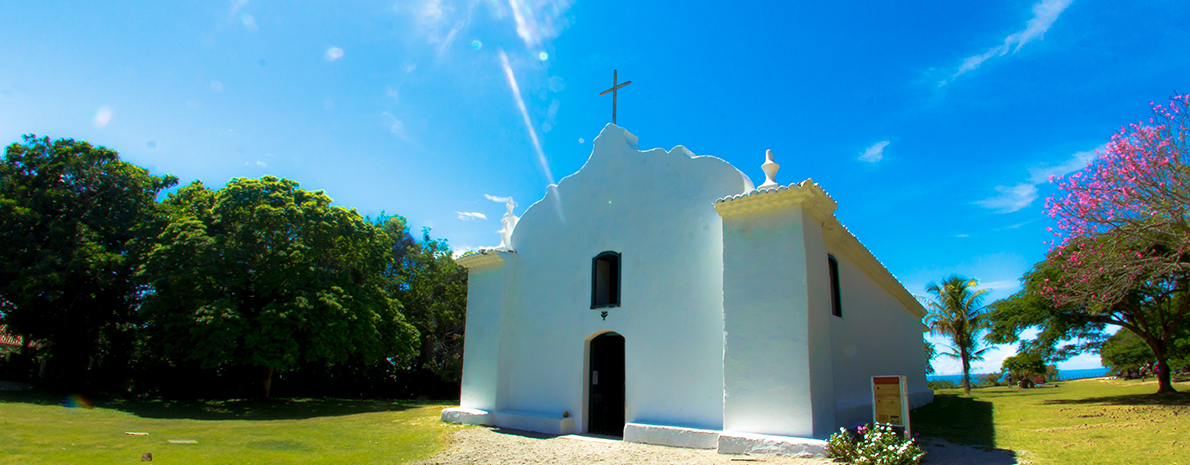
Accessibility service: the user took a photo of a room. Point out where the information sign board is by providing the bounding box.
[871,375,910,436]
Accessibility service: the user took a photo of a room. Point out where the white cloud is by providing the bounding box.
[438,21,464,56]
[457,211,487,220]
[230,0,248,15]
[93,106,113,128]
[255,160,266,167]
[950,0,1074,80]
[385,87,399,102]
[976,183,1038,213]
[380,112,408,139]
[484,194,512,203]
[239,13,257,31]
[977,145,1100,213]
[1027,146,1101,183]
[859,140,890,163]
[325,46,344,62]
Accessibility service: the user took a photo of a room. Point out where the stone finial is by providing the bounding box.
[498,198,519,250]
[759,149,780,189]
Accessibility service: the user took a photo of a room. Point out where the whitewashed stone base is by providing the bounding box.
[441,408,575,435]
[491,410,576,435]
[441,407,491,425]
[623,423,719,449]
[717,431,827,457]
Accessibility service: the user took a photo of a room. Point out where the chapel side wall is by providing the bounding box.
[459,263,505,411]
[799,208,837,438]
[826,251,930,429]
[492,126,746,433]
[722,205,818,438]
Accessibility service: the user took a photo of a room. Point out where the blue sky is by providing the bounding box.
[2,1,1187,374]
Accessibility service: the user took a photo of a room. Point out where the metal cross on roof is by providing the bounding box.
[599,69,632,125]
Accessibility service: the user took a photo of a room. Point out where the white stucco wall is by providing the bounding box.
[461,124,752,433]
[458,261,506,411]
[826,249,931,429]
[721,202,837,439]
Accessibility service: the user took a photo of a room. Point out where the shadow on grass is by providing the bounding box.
[1042,391,1190,406]
[0,388,438,421]
[911,393,997,447]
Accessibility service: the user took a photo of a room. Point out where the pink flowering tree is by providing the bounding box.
[1040,95,1190,394]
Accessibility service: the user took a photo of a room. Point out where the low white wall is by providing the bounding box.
[623,423,719,449]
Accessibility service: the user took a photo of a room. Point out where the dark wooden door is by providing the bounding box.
[588,332,625,436]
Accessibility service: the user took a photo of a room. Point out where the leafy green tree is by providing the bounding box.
[376,216,467,393]
[923,275,990,394]
[0,136,176,383]
[987,234,1189,393]
[141,177,417,398]
[1101,328,1190,375]
[1001,352,1046,387]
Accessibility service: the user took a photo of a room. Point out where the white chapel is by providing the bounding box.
[442,124,932,456]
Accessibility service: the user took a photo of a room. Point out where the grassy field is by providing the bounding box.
[0,389,458,464]
[912,377,1190,464]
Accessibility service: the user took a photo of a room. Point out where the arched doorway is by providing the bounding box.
[588,332,625,436]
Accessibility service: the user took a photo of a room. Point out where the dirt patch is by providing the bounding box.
[417,427,831,465]
[419,427,1022,465]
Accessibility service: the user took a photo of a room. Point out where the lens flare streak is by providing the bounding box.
[498,49,553,185]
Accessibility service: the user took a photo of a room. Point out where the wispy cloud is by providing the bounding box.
[977,145,1100,213]
[93,106,113,128]
[385,87,399,102]
[1027,146,1100,183]
[325,46,345,62]
[977,183,1039,213]
[859,140,890,163]
[457,211,487,220]
[239,13,257,31]
[498,49,554,184]
[380,112,408,140]
[438,21,464,56]
[948,0,1074,82]
[506,0,574,49]
[484,194,512,203]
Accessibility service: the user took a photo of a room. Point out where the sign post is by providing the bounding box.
[872,375,910,437]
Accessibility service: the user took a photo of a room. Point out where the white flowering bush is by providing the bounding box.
[826,423,925,465]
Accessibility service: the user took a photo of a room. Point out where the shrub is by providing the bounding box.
[926,380,956,390]
[826,423,925,465]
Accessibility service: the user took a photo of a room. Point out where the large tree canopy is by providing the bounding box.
[990,95,1190,394]
[0,136,176,382]
[141,177,418,397]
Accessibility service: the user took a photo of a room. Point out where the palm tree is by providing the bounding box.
[923,275,990,395]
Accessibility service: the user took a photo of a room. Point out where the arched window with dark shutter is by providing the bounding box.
[828,254,842,318]
[592,251,621,308]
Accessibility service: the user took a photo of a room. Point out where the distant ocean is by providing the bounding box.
[927,367,1110,384]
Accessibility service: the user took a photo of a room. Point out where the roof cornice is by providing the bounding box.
[714,179,838,221]
[456,249,512,269]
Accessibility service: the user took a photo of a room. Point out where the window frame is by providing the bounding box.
[828,254,842,318]
[591,251,622,309]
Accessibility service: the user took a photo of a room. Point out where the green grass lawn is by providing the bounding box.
[912,377,1190,464]
[0,389,458,464]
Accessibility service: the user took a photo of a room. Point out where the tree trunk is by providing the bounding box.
[961,348,972,395]
[1143,334,1177,394]
[1155,359,1175,394]
[263,367,275,399]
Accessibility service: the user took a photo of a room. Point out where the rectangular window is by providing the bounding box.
[828,255,842,318]
[592,251,621,308]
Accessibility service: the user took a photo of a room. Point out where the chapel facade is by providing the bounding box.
[442,125,932,455]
